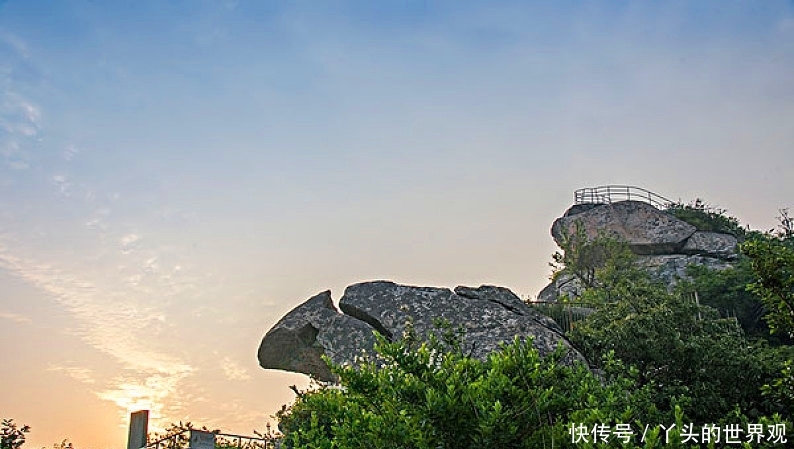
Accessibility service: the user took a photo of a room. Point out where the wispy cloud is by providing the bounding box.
[0,92,40,170]
[85,208,111,230]
[0,30,30,60]
[0,31,43,173]
[0,244,190,372]
[63,144,80,161]
[0,242,195,427]
[120,233,141,254]
[0,310,31,324]
[0,93,40,135]
[48,363,96,384]
[52,175,72,197]
[221,357,252,381]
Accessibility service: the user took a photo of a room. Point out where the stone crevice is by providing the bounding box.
[338,302,394,341]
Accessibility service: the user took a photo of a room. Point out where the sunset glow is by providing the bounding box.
[2,1,794,448]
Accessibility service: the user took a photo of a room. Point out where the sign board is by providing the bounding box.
[189,430,216,449]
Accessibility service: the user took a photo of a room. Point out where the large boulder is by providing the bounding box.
[552,201,697,255]
[257,291,379,381]
[259,281,584,380]
[681,231,738,260]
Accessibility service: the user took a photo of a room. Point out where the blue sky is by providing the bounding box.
[1,1,793,447]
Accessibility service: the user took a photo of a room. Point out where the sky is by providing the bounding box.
[1,0,793,447]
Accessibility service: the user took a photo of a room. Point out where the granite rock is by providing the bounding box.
[259,281,583,380]
[552,201,697,255]
[681,231,738,260]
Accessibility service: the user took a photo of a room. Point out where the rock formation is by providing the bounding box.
[258,196,740,379]
[539,200,738,302]
[258,281,583,381]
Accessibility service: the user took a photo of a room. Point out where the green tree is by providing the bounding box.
[741,234,794,339]
[1,419,30,449]
[678,260,775,341]
[554,232,792,422]
[550,221,634,291]
[740,213,794,415]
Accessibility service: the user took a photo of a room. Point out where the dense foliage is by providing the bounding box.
[742,233,794,340]
[562,235,792,423]
[678,260,770,340]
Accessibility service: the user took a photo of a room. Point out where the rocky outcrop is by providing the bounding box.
[259,281,583,381]
[256,291,379,381]
[552,201,697,255]
[635,255,733,287]
[680,231,738,260]
[541,200,739,301]
[537,274,585,303]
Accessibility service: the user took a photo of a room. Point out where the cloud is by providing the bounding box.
[0,244,188,372]
[63,144,80,161]
[0,310,31,324]
[120,233,142,254]
[97,371,194,427]
[221,357,252,381]
[0,93,41,135]
[52,175,72,196]
[0,92,40,171]
[0,31,30,60]
[120,233,140,246]
[85,208,111,229]
[48,363,96,384]
[7,160,28,170]
[0,243,195,427]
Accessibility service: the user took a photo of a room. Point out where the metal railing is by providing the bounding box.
[144,430,280,449]
[215,432,279,449]
[574,185,674,210]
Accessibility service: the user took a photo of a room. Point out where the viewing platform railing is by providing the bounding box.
[144,430,279,449]
[574,185,674,210]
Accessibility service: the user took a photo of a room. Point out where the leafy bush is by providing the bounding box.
[276,322,670,449]
[665,199,746,239]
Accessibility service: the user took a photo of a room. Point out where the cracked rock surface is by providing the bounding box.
[258,281,582,381]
